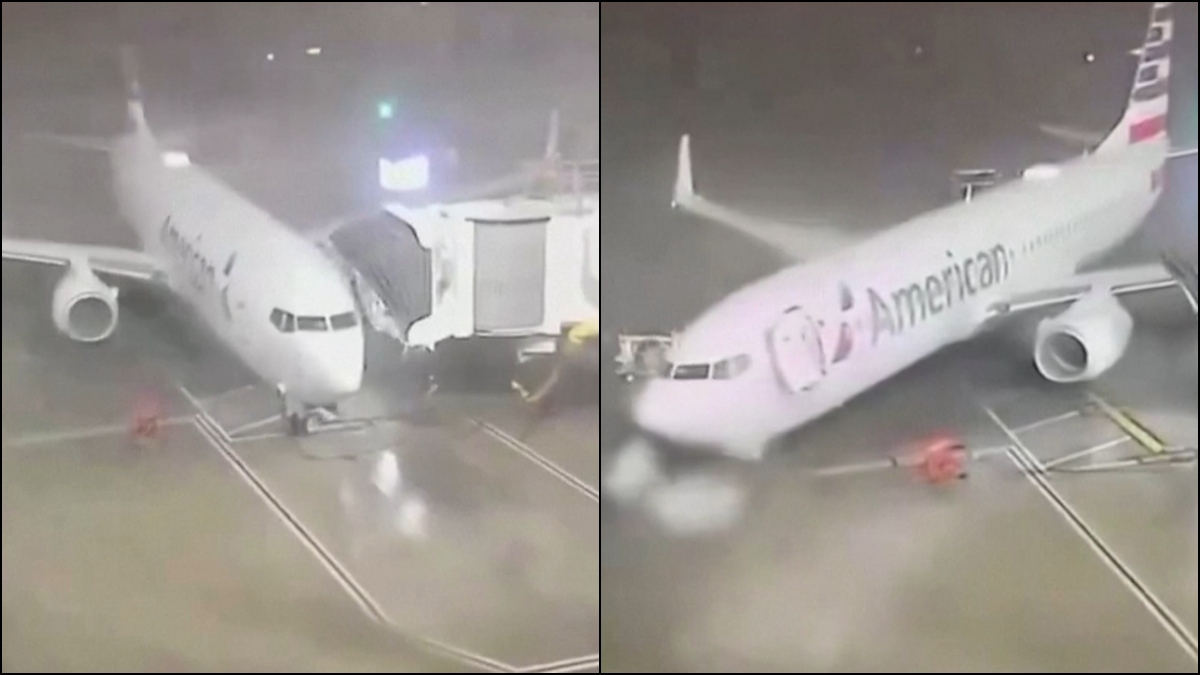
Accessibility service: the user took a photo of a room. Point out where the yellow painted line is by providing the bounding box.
[1086,392,1167,454]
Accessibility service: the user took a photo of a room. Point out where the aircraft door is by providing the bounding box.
[767,307,827,393]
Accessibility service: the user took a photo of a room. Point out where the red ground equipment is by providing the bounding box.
[913,434,969,485]
[130,389,166,441]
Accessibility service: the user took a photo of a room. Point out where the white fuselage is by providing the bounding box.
[110,132,364,407]
[634,140,1166,459]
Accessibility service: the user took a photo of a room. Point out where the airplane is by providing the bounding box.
[627,2,1198,464]
[1,48,365,436]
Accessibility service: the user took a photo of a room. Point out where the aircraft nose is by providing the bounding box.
[633,381,699,446]
[327,357,364,397]
[312,335,365,399]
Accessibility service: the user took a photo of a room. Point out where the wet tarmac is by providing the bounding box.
[2,257,600,673]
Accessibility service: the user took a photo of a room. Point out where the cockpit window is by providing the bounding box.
[663,354,753,382]
[329,312,359,331]
[296,316,329,332]
[271,309,357,334]
[270,308,295,333]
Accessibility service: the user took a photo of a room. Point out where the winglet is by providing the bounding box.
[672,135,696,210]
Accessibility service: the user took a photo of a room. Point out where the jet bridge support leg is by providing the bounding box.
[1037,395,1197,475]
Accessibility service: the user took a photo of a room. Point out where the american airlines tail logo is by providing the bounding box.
[1129,2,1173,144]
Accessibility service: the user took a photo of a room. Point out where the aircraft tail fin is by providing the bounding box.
[119,45,152,137]
[1096,2,1174,155]
[544,109,561,163]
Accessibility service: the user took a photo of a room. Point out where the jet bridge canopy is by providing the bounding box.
[325,211,433,342]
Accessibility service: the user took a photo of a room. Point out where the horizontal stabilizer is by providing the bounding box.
[1038,123,1105,148]
[22,132,111,153]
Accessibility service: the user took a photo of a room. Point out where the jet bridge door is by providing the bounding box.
[768,307,827,393]
[472,217,549,332]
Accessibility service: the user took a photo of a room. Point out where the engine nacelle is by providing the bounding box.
[1034,292,1133,383]
[51,264,120,343]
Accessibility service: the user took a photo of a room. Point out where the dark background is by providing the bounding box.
[602,2,1196,146]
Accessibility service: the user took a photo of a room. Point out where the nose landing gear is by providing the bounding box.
[277,385,337,437]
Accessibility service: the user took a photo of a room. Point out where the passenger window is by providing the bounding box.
[270,308,296,333]
[330,312,359,330]
[297,316,329,332]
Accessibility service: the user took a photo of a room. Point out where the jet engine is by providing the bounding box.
[1033,292,1133,383]
[51,263,119,343]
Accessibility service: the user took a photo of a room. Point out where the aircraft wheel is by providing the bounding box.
[287,413,311,437]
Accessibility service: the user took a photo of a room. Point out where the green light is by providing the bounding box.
[377,101,395,121]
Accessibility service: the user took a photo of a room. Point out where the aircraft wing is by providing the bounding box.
[672,136,861,264]
[2,237,162,282]
[982,261,1187,321]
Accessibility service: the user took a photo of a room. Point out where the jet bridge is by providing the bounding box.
[323,158,599,354]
